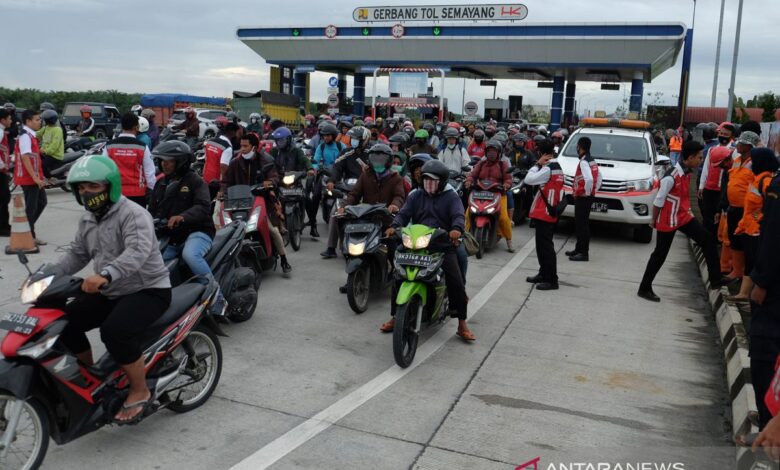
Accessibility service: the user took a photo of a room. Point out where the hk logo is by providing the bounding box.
[517,457,541,470]
[357,8,368,20]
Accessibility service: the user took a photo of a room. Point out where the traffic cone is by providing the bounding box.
[5,194,39,255]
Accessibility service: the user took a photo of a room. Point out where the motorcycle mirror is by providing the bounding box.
[17,251,33,276]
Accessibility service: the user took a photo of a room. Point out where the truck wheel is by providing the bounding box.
[94,128,107,140]
[633,225,653,244]
[204,130,216,140]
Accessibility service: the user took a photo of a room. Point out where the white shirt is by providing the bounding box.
[578,157,595,195]
[437,145,470,173]
[119,133,156,189]
[217,135,233,166]
[653,163,684,208]
[18,125,35,156]
[524,164,552,186]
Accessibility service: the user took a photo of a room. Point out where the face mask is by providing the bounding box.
[305,120,311,126]
[351,138,360,148]
[718,136,731,145]
[475,137,483,143]
[251,118,258,124]
[372,164,387,174]
[389,124,395,129]
[276,139,288,150]
[82,191,110,214]
[392,165,403,173]
[447,143,457,150]
[423,178,439,195]
[242,151,255,160]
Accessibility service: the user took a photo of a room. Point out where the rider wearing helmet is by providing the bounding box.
[438,127,470,174]
[388,133,410,170]
[77,105,96,138]
[467,129,487,159]
[247,113,263,135]
[550,131,564,154]
[382,159,474,341]
[407,153,433,190]
[172,107,200,147]
[465,139,514,252]
[104,113,157,208]
[136,117,152,149]
[270,126,313,175]
[148,140,225,314]
[309,123,346,237]
[338,120,354,147]
[536,125,548,137]
[38,109,65,177]
[382,118,398,138]
[226,112,241,126]
[130,104,143,116]
[422,122,439,150]
[409,129,437,156]
[51,154,172,423]
[141,108,160,150]
[302,114,318,139]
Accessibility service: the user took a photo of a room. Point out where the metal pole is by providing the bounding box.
[371,68,379,119]
[726,0,744,122]
[461,77,466,117]
[439,69,445,122]
[711,0,726,107]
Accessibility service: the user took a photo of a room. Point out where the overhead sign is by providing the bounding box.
[328,76,339,87]
[391,23,405,39]
[353,4,528,22]
[464,101,478,115]
[480,80,498,87]
[327,94,340,107]
[389,72,427,95]
[324,25,338,39]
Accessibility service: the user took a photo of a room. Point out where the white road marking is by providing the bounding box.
[230,238,536,470]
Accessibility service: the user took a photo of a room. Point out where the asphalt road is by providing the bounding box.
[0,190,733,469]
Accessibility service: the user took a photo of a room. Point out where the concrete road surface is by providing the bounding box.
[0,190,733,469]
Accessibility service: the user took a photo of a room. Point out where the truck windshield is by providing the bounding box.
[562,134,649,163]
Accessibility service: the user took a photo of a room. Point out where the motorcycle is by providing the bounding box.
[391,224,452,368]
[340,204,394,313]
[320,173,358,225]
[0,253,224,470]
[509,167,533,226]
[278,171,307,251]
[467,179,504,259]
[49,142,107,192]
[155,219,258,323]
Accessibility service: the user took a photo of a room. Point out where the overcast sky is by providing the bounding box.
[4,0,777,114]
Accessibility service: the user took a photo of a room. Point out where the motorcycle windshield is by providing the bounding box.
[225,185,254,211]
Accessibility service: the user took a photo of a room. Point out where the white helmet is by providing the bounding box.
[131,104,143,116]
[137,116,150,133]
[249,112,261,122]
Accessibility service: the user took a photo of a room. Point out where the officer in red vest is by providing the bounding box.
[104,113,156,208]
[14,109,47,244]
[566,137,601,262]
[0,108,13,236]
[524,139,565,291]
[203,121,239,199]
[638,141,725,302]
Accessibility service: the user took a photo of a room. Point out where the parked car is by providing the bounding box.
[557,118,671,244]
[61,102,121,139]
[166,108,228,140]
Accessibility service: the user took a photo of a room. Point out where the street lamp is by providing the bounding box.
[726,0,745,122]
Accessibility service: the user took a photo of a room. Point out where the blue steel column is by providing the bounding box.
[353,73,366,118]
[337,73,347,111]
[293,70,307,114]
[550,72,565,131]
[630,72,644,115]
[676,28,694,128]
[563,81,576,128]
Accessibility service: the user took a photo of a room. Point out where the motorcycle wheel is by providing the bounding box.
[226,286,258,323]
[474,227,485,260]
[0,392,50,470]
[238,253,262,290]
[393,297,421,368]
[168,325,223,413]
[347,265,369,314]
[290,211,303,252]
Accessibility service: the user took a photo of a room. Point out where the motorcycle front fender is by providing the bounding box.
[345,257,366,275]
[396,281,427,306]
[0,359,35,399]
[475,215,491,228]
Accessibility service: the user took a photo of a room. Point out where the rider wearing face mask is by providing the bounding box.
[465,140,515,252]
[409,129,437,156]
[467,129,487,158]
[270,126,313,175]
[382,118,399,138]
[302,114,318,139]
[437,127,471,174]
[48,155,172,424]
[246,113,263,135]
[382,159,474,341]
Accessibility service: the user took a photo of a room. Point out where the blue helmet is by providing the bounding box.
[271,126,292,140]
[407,153,433,173]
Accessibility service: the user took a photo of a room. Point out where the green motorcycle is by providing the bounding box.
[392,224,452,368]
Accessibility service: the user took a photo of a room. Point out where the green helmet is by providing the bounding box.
[414,129,429,139]
[67,154,123,204]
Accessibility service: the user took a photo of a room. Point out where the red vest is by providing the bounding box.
[703,146,732,191]
[13,129,42,186]
[0,130,9,174]
[530,162,565,223]
[573,154,599,197]
[203,137,231,184]
[656,166,694,232]
[105,136,147,197]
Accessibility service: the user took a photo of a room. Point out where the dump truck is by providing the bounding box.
[232,90,301,130]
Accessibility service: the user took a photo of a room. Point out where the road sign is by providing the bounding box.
[464,101,478,115]
[327,107,340,115]
[462,115,480,122]
[480,80,498,87]
[594,110,607,118]
[353,4,529,22]
[391,24,405,39]
[328,76,339,87]
[324,25,338,39]
[327,87,339,94]
[327,94,340,107]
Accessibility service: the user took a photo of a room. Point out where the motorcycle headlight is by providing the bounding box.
[487,207,496,214]
[627,178,654,192]
[18,335,59,359]
[246,206,262,232]
[348,242,365,256]
[283,175,295,186]
[21,275,54,304]
[415,233,432,249]
[402,233,413,249]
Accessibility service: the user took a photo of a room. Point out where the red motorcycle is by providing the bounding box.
[467,179,504,259]
[0,253,224,470]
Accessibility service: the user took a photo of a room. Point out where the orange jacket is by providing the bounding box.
[337,133,352,149]
[736,171,774,236]
[727,155,754,207]
[669,135,683,152]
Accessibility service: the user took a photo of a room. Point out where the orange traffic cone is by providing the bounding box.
[5,194,39,254]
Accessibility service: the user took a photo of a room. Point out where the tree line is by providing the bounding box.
[0,87,143,114]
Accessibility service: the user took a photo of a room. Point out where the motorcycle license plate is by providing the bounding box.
[0,313,39,335]
[280,187,304,197]
[396,253,432,267]
[591,202,609,213]
[345,223,375,234]
[473,191,496,200]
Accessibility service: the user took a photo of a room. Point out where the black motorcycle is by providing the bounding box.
[49,142,106,192]
[510,167,534,225]
[155,219,258,323]
[341,204,395,313]
[321,173,358,225]
[279,171,307,251]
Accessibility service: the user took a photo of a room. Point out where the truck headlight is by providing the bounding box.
[627,178,654,192]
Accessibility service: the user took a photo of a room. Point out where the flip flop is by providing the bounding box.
[113,394,152,425]
[457,328,476,342]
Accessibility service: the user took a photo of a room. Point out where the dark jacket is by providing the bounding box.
[752,174,780,292]
[271,146,311,173]
[409,143,437,156]
[331,148,366,182]
[345,170,406,209]
[393,188,465,234]
[221,152,279,191]
[173,117,200,138]
[148,170,215,244]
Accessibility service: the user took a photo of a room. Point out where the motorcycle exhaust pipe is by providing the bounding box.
[153,354,189,396]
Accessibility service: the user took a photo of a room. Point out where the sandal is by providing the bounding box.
[380,318,395,333]
[113,392,152,425]
[457,327,476,342]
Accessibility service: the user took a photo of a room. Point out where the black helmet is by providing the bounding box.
[152,140,193,174]
[403,127,415,139]
[340,120,353,130]
[444,127,459,139]
[40,102,55,112]
[420,159,450,192]
[486,139,503,155]
[473,129,486,142]
[512,132,528,143]
[41,109,58,125]
[388,132,408,144]
[423,122,435,133]
[532,134,547,143]
[319,123,339,136]
[367,143,393,172]
[226,111,239,123]
[408,153,433,173]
